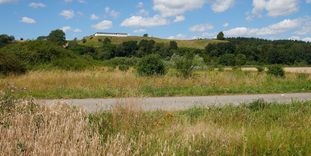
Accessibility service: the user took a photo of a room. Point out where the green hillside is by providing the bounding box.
[79,36,226,49]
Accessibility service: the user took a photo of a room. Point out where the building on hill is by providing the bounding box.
[94,32,128,37]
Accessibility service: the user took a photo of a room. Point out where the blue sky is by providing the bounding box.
[0,0,311,41]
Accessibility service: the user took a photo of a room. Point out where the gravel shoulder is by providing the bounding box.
[37,93,311,112]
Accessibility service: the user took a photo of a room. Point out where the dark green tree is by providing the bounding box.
[217,32,225,40]
[143,34,149,37]
[0,34,15,47]
[137,54,166,76]
[169,41,178,50]
[47,29,66,46]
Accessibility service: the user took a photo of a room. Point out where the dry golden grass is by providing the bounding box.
[0,68,309,98]
[2,92,311,155]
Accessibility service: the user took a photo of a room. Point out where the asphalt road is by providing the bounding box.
[37,93,311,112]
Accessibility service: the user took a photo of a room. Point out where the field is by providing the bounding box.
[81,36,226,49]
[1,68,311,99]
[2,95,311,155]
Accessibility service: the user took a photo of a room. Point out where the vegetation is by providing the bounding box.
[137,54,166,76]
[1,69,310,99]
[217,31,225,40]
[2,90,311,155]
[267,65,285,77]
[47,29,66,46]
[172,53,195,78]
[0,53,26,75]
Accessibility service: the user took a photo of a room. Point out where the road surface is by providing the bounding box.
[37,93,311,112]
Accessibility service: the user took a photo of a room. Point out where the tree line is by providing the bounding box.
[1,29,311,75]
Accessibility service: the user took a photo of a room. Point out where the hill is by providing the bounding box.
[79,36,226,49]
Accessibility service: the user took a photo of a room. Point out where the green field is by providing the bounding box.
[80,36,226,49]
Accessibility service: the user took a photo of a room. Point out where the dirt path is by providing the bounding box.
[38,93,311,112]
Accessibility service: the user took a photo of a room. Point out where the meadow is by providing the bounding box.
[81,36,226,49]
[1,92,311,155]
[1,68,311,99]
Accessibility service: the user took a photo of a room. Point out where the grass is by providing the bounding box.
[81,36,226,49]
[0,68,310,99]
[2,91,311,155]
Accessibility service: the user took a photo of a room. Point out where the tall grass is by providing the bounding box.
[0,68,310,99]
[2,91,311,155]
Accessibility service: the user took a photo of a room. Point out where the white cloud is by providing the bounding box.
[167,33,188,40]
[153,0,206,17]
[61,26,71,32]
[73,28,82,33]
[136,2,149,16]
[294,17,311,35]
[190,23,214,32]
[64,0,85,3]
[121,15,168,27]
[223,22,229,27]
[134,29,146,33]
[251,0,299,17]
[211,0,235,13]
[92,20,112,30]
[20,17,36,24]
[224,18,300,37]
[90,14,99,20]
[137,2,144,8]
[0,0,17,4]
[303,37,311,42]
[174,15,185,22]
[60,10,75,19]
[61,26,82,33]
[105,7,120,18]
[29,2,46,8]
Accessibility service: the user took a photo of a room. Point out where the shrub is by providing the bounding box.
[0,53,27,75]
[219,54,236,66]
[245,99,269,111]
[137,54,166,76]
[52,57,91,71]
[267,65,285,77]
[118,65,130,72]
[104,57,139,68]
[256,66,265,72]
[172,54,195,78]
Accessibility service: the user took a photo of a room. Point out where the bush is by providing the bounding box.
[256,66,265,72]
[137,54,166,76]
[267,65,285,77]
[52,57,91,71]
[172,54,195,78]
[104,57,139,68]
[0,53,27,75]
[118,65,130,71]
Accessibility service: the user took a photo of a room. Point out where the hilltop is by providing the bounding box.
[79,36,226,49]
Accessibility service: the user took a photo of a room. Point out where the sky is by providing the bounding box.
[0,0,311,41]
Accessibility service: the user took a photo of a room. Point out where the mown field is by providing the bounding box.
[81,36,226,49]
[1,68,311,99]
[1,93,311,155]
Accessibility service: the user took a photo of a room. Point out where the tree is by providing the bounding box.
[0,34,15,47]
[143,34,149,37]
[37,36,48,41]
[169,41,178,50]
[137,54,166,76]
[47,29,66,46]
[217,32,225,40]
[235,54,247,66]
[219,54,236,66]
[172,53,195,78]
